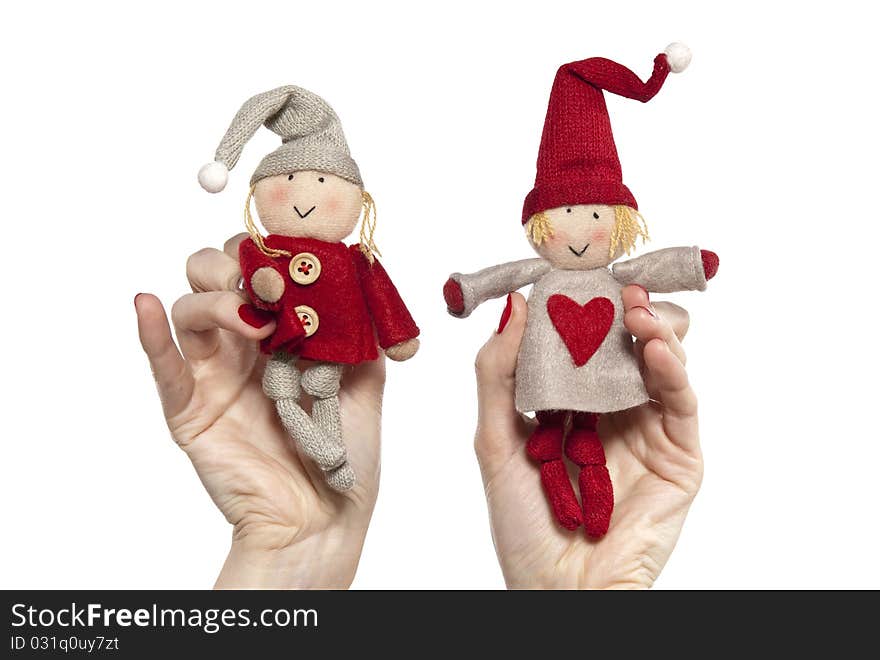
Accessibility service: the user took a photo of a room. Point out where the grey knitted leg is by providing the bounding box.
[301,363,355,492]
[324,462,356,492]
[262,356,346,471]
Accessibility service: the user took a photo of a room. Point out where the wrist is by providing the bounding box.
[215,529,365,590]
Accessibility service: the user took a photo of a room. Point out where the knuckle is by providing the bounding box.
[185,248,214,279]
[657,302,689,340]
[474,344,506,382]
[223,233,248,253]
[474,344,494,375]
[675,306,691,336]
[210,292,233,318]
[473,433,487,461]
[169,295,189,324]
[187,247,215,266]
[225,271,244,292]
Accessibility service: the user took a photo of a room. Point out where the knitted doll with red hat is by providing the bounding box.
[198,85,419,492]
[443,44,718,537]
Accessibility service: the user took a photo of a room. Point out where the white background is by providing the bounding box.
[2,1,878,589]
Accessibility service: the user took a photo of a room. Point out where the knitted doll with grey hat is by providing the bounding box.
[443,44,718,537]
[199,85,420,492]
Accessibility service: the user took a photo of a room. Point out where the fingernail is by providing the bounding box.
[633,305,657,319]
[633,284,649,299]
[497,294,513,334]
[238,304,274,328]
[134,293,144,306]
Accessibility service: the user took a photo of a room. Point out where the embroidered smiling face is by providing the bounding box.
[254,170,363,242]
[526,204,622,270]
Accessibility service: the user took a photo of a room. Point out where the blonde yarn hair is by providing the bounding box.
[357,191,381,264]
[610,206,649,258]
[525,211,554,245]
[525,206,649,258]
[245,186,382,262]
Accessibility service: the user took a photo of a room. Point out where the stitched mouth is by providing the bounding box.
[568,244,590,257]
[294,205,316,219]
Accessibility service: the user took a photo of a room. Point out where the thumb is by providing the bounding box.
[474,292,530,463]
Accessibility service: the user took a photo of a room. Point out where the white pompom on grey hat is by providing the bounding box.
[198,85,362,193]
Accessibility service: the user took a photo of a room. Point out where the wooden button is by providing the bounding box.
[295,305,319,337]
[289,252,321,285]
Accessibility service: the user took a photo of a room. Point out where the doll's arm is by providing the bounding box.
[239,238,285,311]
[444,259,551,318]
[351,246,420,353]
[612,246,719,293]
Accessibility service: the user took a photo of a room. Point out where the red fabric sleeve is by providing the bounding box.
[351,245,420,349]
[239,238,284,312]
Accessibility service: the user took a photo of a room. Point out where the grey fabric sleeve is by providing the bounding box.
[612,246,707,293]
[448,258,551,318]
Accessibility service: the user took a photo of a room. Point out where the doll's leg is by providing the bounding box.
[566,412,613,538]
[301,363,354,492]
[262,355,347,471]
[526,410,582,530]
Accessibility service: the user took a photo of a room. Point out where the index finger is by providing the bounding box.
[135,293,194,419]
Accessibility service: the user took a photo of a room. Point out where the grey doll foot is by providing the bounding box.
[324,462,356,492]
[274,399,347,469]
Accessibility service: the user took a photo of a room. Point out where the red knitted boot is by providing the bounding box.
[566,412,613,538]
[527,411,582,530]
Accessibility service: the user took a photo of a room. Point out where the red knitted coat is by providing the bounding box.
[240,235,419,363]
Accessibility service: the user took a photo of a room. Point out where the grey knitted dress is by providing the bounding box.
[449,246,707,414]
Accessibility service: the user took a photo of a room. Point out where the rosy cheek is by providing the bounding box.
[270,185,289,205]
[324,198,340,213]
[592,229,608,244]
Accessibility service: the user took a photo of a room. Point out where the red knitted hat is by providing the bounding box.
[522,43,691,223]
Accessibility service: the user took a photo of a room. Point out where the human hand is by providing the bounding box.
[473,287,702,589]
[135,234,383,589]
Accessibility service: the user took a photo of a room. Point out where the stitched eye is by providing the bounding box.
[593,212,600,220]
[566,208,572,213]
[288,174,294,181]
[318,177,325,183]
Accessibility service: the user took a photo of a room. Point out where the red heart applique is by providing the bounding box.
[546,295,615,367]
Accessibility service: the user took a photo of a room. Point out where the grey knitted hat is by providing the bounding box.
[198,85,362,193]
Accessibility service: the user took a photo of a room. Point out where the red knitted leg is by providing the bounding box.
[539,462,582,531]
[578,466,613,538]
[572,411,598,431]
[526,411,565,461]
[527,411,581,530]
[566,412,613,538]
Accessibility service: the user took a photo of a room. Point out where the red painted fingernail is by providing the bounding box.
[238,304,274,328]
[497,294,513,333]
[633,305,657,319]
[134,293,144,306]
